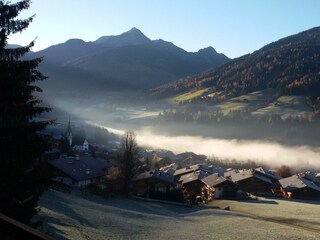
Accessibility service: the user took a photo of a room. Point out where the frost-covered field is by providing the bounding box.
[37,190,320,240]
[209,197,320,232]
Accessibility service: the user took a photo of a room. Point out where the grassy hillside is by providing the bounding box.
[36,190,320,240]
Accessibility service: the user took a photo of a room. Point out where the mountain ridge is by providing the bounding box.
[32,27,230,93]
[151,26,320,103]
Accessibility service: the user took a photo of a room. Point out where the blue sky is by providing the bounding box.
[9,0,320,58]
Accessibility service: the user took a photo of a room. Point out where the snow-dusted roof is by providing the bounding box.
[230,169,273,185]
[174,164,215,177]
[132,170,174,184]
[279,175,320,192]
[179,170,209,185]
[255,167,282,180]
[202,173,229,187]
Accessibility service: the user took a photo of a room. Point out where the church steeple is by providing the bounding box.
[67,116,72,146]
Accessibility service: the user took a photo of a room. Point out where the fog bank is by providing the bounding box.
[96,123,320,169]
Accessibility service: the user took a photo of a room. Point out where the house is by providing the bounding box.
[131,170,175,197]
[48,155,108,188]
[202,173,238,199]
[279,174,320,198]
[254,167,283,195]
[178,170,211,200]
[229,169,274,196]
[73,139,90,152]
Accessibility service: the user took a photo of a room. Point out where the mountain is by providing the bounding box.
[31,28,229,93]
[151,27,320,100]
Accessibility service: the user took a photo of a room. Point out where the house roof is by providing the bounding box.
[174,164,215,177]
[255,167,282,180]
[132,170,174,185]
[179,170,209,185]
[202,173,229,187]
[279,175,320,192]
[224,169,239,178]
[298,172,320,185]
[230,169,273,185]
[49,155,107,182]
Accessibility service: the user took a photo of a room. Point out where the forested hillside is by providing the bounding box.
[151,27,320,102]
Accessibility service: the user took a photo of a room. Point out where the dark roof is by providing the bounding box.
[49,155,106,181]
[202,173,229,187]
[279,175,320,192]
[132,170,174,184]
[230,169,273,185]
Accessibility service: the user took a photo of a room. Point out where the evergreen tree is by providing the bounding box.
[0,0,51,223]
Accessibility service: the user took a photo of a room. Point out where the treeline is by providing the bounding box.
[157,107,320,126]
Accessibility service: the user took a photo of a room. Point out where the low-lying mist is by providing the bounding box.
[100,125,320,170]
[48,97,320,170]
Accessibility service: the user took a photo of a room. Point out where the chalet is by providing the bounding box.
[254,167,283,195]
[279,174,320,198]
[48,155,108,188]
[179,170,211,200]
[229,169,273,196]
[202,173,238,199]
[131,170,175,196]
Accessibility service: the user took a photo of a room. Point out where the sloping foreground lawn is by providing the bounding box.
[208,198,320,233]
[36,190,320,240]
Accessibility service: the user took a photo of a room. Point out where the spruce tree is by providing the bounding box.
[0,0,51,223]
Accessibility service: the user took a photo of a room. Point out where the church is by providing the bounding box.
[66,118,90,152]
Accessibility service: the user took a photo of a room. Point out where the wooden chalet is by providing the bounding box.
[279,174,320,199]
[178,170,211,201]
[131,170,175,197]
[48,155,110,188]
[202,173,238,199]
[229,169,274,196]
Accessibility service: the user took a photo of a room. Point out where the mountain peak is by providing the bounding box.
[198,46,218,55]
[95,27,150,46]
[128,27,139,32]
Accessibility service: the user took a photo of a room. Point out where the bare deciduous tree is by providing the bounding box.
[121,131,140,194]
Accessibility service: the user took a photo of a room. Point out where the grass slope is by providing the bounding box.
[173,88,210,103]
[208,197,320,233]
[36,190,320,240]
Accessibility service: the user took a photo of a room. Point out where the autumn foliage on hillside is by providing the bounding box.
[151,27,320,102]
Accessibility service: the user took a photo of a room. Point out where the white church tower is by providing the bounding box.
[67,117,72,146]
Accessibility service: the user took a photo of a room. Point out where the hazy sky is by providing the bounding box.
[9,0,320,58]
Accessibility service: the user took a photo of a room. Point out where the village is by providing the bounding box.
[44,120,320,205]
